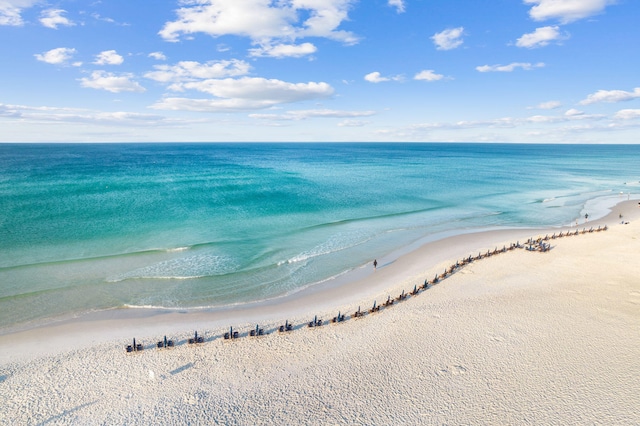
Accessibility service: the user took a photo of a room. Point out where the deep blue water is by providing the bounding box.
[1,143,639,330]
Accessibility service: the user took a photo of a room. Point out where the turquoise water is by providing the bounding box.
[1,143,639,330]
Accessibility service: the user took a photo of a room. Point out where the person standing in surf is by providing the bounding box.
[373,259,378,270]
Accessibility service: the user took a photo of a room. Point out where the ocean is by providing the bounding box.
[1,143,639,331]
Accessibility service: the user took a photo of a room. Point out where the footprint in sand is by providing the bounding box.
[487,333,504,342]
[437,365,468,376]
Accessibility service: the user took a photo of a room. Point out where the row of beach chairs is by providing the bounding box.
[126,225,608,353]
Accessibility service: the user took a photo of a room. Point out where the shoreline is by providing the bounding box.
[1,200,638,424]
[1,198,637,363]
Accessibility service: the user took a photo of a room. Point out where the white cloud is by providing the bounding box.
[614,109,640,120]
[565,108,584,116]
[580,87,640,105]
[516,26,566,48]
[248,42,317,58]
[94,50,124,65]
[149,52,167,61]
[364,72,388,83]
[39,9,74,29]
[0,0,39,26]
[431,27,464,50]
[159,0,359,46]
[476,62,545,72]
[388,0,405,13]
[151,77,334,112]
[364,71,403,83]
[0,102,175,127]
[414,70,445,82]
[79,71,146,93]
[34,47,77,65]
[338,119,369,127]
[250,109,375,121]
[524,0,615,24]
[145,60,251,83]
[90,13,129,26]
[535,100,562,109]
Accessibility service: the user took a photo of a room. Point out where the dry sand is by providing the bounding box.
[1,201,639,425]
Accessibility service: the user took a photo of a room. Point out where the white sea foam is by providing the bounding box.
[107,253,238,282]
[164,246,191,253]
[279,231,374,266]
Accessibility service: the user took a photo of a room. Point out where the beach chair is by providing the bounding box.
[369,301,379,313]
[353,306,364,318]
[309,315,323,327]
[384,295,394,307]
[411,285,419,295]
[157,335,173,349]
[332,311,345,323]
[279,320,293,332]
[224,326,236,340]
[135,339,143,352]
[188,331,204,344]
[250,324,264,336]
[396,290,407,301]
[127,338,142,352]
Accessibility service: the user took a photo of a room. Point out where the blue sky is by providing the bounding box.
[1,0,639,143]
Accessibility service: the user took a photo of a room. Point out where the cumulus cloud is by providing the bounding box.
[364,71,403,83]
[388,0,405,13]
[579,87,640,105]
[151,77,334,112]
[414,70,445,82]
[516,26,566,48]
[79,71,146,93]
[159,0,359,47]
[94,50,124,65]
[145,60,251,83]
[614,109,640,120]
[248,42,317,58]
[34,47,77,65]
[39,9,74,29]
[0,0,39,26]
[524,0,615,24]
[364,72,388,83]
[148,52,167,61]
[431,27,464,50]
[476,62,545,72]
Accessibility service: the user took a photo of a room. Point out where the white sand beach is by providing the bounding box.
[1,201,639,425]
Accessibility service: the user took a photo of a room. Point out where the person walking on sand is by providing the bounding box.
[373,259,378,270]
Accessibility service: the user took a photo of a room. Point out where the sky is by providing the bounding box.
[0,0,639,143]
